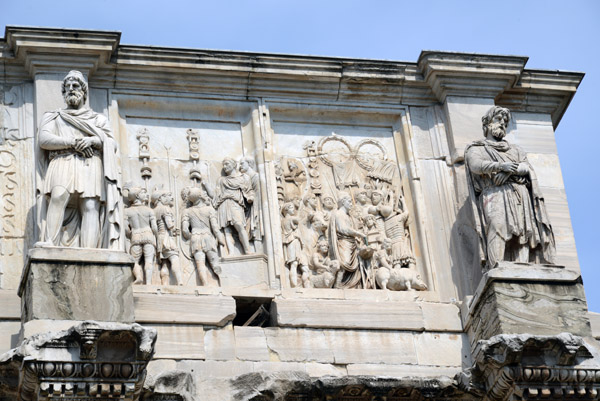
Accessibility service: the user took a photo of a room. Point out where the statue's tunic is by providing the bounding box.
[155,204,179,259]
[214,172,253,229]
[465,139,555,263]
[37,108,122,249]
[245,171,263,240]
[39,115,105,199]
[384,210,412,266]
[182,205,219,254]
[281,216,305,266]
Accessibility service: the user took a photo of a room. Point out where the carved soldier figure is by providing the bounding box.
[239,156,263,251]
[383,195,415,269]
[281,202,310,288]
[181,187,226,286]
[214,157,254,254]
[283,158,306,199]
[124,186,157,285]
[465,106,555,268]
[35,70,121,249]
[367,189,387,233]
[152,188,183,286]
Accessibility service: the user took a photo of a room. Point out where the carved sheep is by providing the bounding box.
[375,267,427,291]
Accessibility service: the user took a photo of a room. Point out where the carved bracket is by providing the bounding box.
[0,321,156,401]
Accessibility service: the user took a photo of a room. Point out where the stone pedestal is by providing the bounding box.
[0,248,158,401]
[19,247,136,324]
[460,263,599,401]
[462,262,592,350]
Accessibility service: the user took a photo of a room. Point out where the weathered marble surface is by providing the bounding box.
[463,262,591,350]
[133,293,235,326]
[0,320,156,401]
[272,298,462,331]
[19,248,135,322]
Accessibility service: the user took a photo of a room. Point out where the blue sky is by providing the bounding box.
[2,0,599,310]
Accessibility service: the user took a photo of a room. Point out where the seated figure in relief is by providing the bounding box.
[152,188,183,286]
[124,186,157,285]
[181,187,226,286]
[465,106,555,268]
[309,239,341,288]
[35,70,121,249]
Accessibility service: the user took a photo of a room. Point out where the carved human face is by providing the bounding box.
[285,204,296,216]
[371,192,382,205]
[487,112,509,140]
[318,242,329,254]
[139,189,149,203]
[365,215,376,229]
[239,160,249,173]
[306,195,317,209]
[63,78,85,108]
[341,196,352,210]
[161,193,174,206]
[356,192,368,205]
[322,197,335,210]
[223,159,235,174]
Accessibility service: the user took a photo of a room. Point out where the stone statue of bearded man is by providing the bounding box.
[35,70,122,249]
[465,106,555,268]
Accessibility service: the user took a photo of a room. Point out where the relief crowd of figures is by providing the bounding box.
[278,185,426,291]
[275,136,426,292]
[123,156,263,286]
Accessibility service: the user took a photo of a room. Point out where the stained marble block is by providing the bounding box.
[19,247,135,323]
[218,253,269,288]
[463,262,592,349]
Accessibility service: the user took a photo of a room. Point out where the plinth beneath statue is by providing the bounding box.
[19,247,136,323]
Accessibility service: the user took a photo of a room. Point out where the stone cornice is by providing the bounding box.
[0,26,585,126]
[3,26,120,75]
[417,50,528,100]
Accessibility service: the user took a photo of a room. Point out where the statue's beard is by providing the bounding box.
[488,123,506,139]
[65,92,84,107]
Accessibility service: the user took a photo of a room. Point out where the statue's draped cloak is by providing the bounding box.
[36,108,122,249]
[214,172,253,229]
[465,139,555,265]
[328,208,362,288]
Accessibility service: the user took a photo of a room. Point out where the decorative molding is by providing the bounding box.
[0,27,584,125]
[417,50,528,101]
[0,321,156,401]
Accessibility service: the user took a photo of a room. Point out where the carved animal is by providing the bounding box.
[375,267,427,291]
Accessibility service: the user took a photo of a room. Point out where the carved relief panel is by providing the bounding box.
[268,103,430,291]
[109,94,269,288]
[0,83,35,289]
